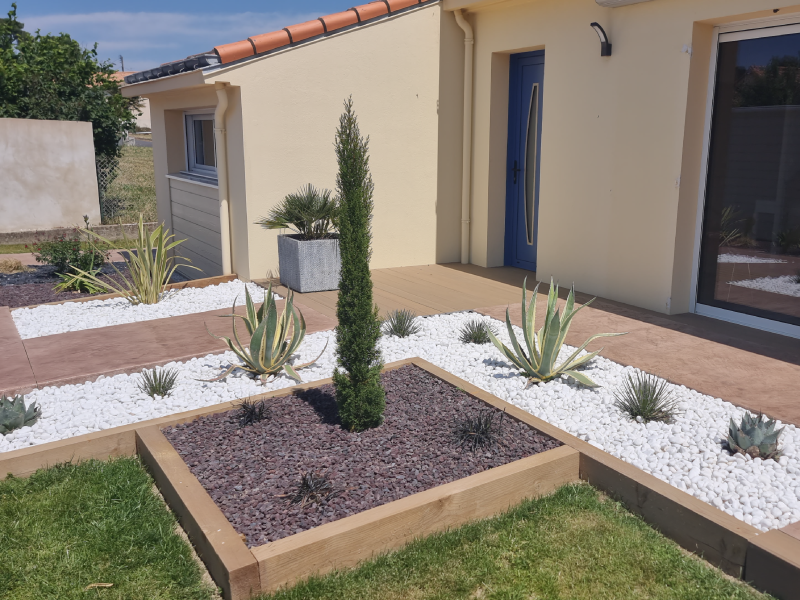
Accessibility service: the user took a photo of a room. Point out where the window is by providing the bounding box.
[185,113,217,178]
[696,24,800,332]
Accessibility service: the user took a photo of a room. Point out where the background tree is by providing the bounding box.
[0,3,137,157]
[332,97,386,431]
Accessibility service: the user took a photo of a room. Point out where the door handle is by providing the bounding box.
[512,160,520,184]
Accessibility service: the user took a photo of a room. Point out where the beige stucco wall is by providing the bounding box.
[455,0,800,314]
[206,3,449,278]
[0,118,100,233]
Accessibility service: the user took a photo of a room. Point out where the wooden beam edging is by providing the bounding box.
[136,426,261,600]
[11,274,238,310]
[1,357,798,597]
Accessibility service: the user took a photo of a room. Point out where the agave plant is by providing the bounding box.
[0,394,42,435]
[207,283,326,383]
[488,277,626,387]
[728,412,784,460]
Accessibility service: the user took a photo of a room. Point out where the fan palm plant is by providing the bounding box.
[63,214,198,305]
[488,277,626,387]
[256,184,339,240]
[207,283,326,383]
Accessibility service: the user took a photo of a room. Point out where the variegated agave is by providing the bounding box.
[207,283,326,383]
[488,277,626,387]
[0,394,41,435]
[727,412,784,460]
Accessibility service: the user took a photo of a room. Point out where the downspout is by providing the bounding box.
[454,9,473,265]
[214,82,233,275]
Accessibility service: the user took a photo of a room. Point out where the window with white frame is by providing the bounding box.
[185,113,217,177]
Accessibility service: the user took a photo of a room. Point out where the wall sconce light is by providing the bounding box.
[590,22,612,56]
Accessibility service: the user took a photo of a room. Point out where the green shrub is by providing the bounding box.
[382,309,421,338]
[332,97,386,432]
[488,277,626,387]
[613,371,678,424]
[256,184,338,240]
[30,216,107,274]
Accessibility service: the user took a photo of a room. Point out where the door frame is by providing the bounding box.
[504,50,545,271]
[689,17,800,339]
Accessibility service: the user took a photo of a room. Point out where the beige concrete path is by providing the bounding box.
[0,300,335,396]
[4,251,128,267]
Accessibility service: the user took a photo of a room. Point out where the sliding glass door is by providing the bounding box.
[697,24,800,332]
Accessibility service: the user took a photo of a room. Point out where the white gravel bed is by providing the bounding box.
[718,253,787,264]
[2,312,798,532]
[729,275,800,298]
[11,280,275,339]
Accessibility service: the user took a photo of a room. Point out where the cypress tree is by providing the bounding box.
[333,97,386,431]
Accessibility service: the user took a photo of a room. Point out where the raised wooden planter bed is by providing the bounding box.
[1,357,798,599]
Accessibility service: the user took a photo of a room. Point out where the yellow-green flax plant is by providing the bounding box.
[66,214,198,305]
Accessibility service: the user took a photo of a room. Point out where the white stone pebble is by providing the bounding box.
[1,311,797,533]
[11,280,276,339]
[729,275,800,298]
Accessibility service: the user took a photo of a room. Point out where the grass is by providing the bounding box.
[0,458,217,600]
[261,483,770,600]
[100,146,157,224]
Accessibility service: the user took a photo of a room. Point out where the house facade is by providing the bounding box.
[122,0,800,339]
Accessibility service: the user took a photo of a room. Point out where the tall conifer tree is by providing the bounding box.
[333,97,385,431]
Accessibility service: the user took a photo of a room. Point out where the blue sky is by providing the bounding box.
[12,1,353,71]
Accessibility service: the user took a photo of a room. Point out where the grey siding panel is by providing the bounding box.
[170,188,219,217]
[171,201,221,232]
[172,216,222,250]
[169,178,222,281]
[179,245,222,278]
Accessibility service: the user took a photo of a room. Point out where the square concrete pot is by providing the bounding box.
[277,234,341,292]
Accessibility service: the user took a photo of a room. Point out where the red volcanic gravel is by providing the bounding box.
[163,365,561,547]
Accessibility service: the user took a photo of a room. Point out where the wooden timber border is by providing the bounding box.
[1,358,797,599]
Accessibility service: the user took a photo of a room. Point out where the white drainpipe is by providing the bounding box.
[214,82,233,275]
[454,9,473,265]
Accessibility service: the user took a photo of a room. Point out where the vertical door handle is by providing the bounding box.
[512,160,520,184]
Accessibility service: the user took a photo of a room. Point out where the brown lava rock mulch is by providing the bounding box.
[163,364,561,548]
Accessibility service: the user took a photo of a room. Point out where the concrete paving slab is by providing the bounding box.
[781,520,800,542]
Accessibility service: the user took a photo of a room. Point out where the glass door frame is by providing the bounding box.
[691,17,800,340]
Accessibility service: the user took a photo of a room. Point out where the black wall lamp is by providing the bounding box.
[590,22,612,56]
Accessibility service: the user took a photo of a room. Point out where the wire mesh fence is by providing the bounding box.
[96,147,158,225]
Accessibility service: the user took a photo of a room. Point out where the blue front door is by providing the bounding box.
[504,51,545,270]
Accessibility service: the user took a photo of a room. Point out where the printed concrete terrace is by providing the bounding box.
[259,263,800,428]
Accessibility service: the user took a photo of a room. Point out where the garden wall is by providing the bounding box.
[0,118,101,233]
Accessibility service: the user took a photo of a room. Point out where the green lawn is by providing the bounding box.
[100,146,157,224]
[262,483,770,600]
[0,458,217,600]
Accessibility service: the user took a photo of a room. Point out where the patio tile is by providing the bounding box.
[22,300,335,390]
[0,307,38,396]
[781,520,800,542]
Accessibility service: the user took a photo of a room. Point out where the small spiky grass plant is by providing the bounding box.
[236,398,270,427]
[137,367,179,398]
[287,473,340,507]
[383,309,421,338]
[613,371,679,424]
[453,409,506,452]
[458,319,497,344]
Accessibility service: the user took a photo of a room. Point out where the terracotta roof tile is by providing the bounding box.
[387,0,420,9]
[284,19,326,43]
[319,10,360,32]
[206,0,432,65]
[214,39,255,63]
[249,30,292,54]
[351,2,389,21]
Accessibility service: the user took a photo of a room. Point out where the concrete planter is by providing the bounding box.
[277,234,340,293]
